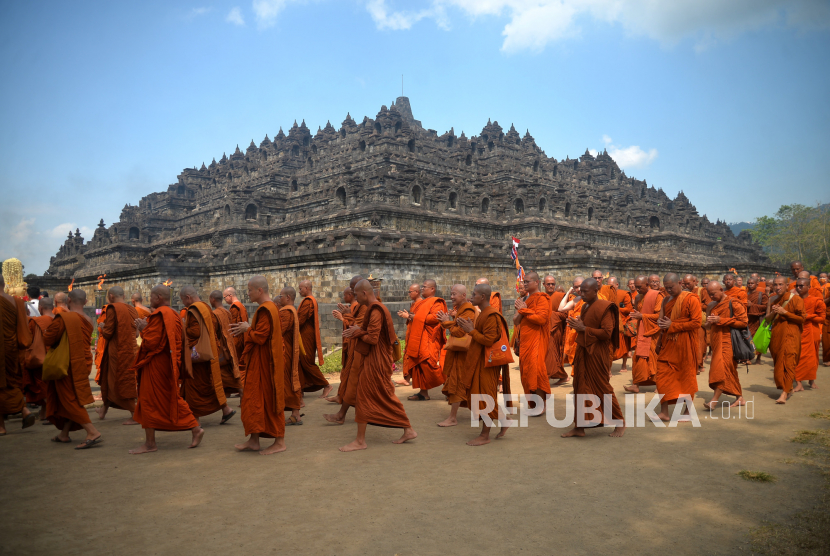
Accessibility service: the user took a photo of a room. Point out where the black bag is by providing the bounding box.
[728,300,756,364]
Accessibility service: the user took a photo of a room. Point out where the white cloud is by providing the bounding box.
[226,7,246,26]
[184,6,213,20]
[367,0,448,31]
[0,217,94,276]
[592,135,658,170]
[252,0,292,28]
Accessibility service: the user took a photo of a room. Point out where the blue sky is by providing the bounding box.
[2,0,829,275]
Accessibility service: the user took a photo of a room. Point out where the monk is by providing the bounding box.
[766,276,804,404]
[648,274,662,292]
[745,277,769,365]
[0,275,36,434]
[130,291,151,318]
[476,277,501,314]
[43,289,102,449]
[399,279,447,401]
[544,275,568,385]
[457,283,512,445]
[208,290,242,400]
[559,277,585,367]
[561,278,625,438]
[93,304,108,381]
[231,276,286,455]
[823,281,830,367]
[276,287,304,425]
[53,291,68,314]
[515,272,551,409]
[394,283,421,386]
[627,278,636,297]
[224,287,248,363]
[332,284,359,393]
[704,281,747,409]
[723,273,748,304]
[736,276,745,290]
[96,286,139,424]
[130,285,204,453]
[793,277,825,391]
[683,274,709,373]
[652,273,702,421]
[23,297,54,420]
[326,275,365,409]
[436,284,476,427]
[623,275,662,393]
[297,280,332,398]
[609,277,631,371]
[338,280,417,451]
[179,285,235,424]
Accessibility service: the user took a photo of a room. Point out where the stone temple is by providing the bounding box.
[39,97,772,344]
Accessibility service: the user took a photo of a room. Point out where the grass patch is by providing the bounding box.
[810,409,830,420]
[319,340,406,375]
[737,470,777,483]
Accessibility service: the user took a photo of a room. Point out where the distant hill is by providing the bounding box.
[729,222,755,236]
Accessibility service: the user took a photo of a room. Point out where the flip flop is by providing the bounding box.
[220,409,236,425]
[51,436,71,443]
[22,414,36,429]
[286,415,303,426]
[408,393,428,401]
[75,436,103,450]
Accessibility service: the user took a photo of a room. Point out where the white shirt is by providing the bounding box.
[26,299,40,317]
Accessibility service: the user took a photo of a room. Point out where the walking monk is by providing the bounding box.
[231,276,286,455]
[394,283,421,386]
[457,283,512,445]
[723,273,748,304]
[476,277,502,314]
[515,272,551,409]
[338,280,417,451]
[43,289,102,449]
[683,274,709,372]
[96,286,139,425]
[276,287,304,426]
[297,280,332,398]
[399,279,446,401]
[208,290,242,400]
[824,283,830,367]
[793,277,825,391]
[23,297,54,420]
[223,287,248,363]
[624,275,662,393]
[331,283,359,395]
[436,284,476,427]
[130,285,204,453]
[0,275,36,434]
[130,291,152,318]
[179,286,235,425]
[609,276,631,372]
[562,278,625,438]
[745,277,769,365]
[559,277,584,367]
[53,291,68,314]
[544,275,568,386]
[326,276,365,411]
[766,276,804,404]
[704,281,747,409]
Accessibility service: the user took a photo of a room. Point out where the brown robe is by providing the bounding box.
[708,297,747,397]
[768,292,804,393]
[440,302,477,404]
[339,303,367,406]
[404,296,447,391]
[23,315,52,405]
[745,288,769,341]
[180,302,226,418]
[631,290,662,386]
[229,301,249,364]
[99,302,138,410]
[1,296,32,415]
[464,306,510,421]
[212,306,241,392]
[823,295,830,364]
[297,296,329,392]
[239,301,285,438]
[546,291,567,380]
[43,312,94,431]
[517,291,551,394]
[795,295,824,381]
[279,305,303,411]
[652,292,702,404]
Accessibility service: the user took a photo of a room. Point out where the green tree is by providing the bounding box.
[751,203,830,272]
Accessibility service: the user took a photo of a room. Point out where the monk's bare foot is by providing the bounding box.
[623,384,640,393]
[259,439,286,455]
[498,384,503,393]
[325,396,342,404]
[730,397,746,407]
[775,392,789,404]
[189,427,205,448]
[609,425,626,437]
[129,443,158,454]
[121,418,140,425]
[393,428,417,444]
[339,439,368,452]
[793,383,805,392]
[466,434,491,446]
[319,385,334,398]
[561,427,585,438]
[552,378,569,386]
[656,412,672,422]
[497,426,509,438]
[437,417,458,427]
[96,406,107,420]
[393,378,410,386]
[323,413,345,425]
[705,400,720,411]
[235,438,260,451]
[809,381,818,389]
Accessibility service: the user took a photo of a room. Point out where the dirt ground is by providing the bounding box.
[1,355,828,556]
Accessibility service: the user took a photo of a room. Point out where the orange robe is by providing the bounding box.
[229,301,249,364]
[239,301,285,438]
[353,301,411,428]
[746,289,769,339]
[53,306,68,315]
[631,290,663,386]
[490,292,502,315]
[134,305,151,319]
[93,304,108,382]
[724,286,748,305]
[440,302,477,404]
[768,293,804,393]
[795,295,825,381]
[212,306,242,393]
[695,287,711,366]
[180,302,226,418]
[613,289,632,361]
[279,305,303,411]
[404,296,447,391]
[339,302,366,405]
[564,299,584,366]
[572,299,623,424]
[707,297,748,397]
[789,276,823,298]
[517,291,551,395]
[43,312,93,431]
[22,315,52,405]
[298,296,329,392]
[653,292,702,404]
[0,296,32,415]
[823,296,830,364]
[132,306,199,431]
[99,302,138,410]
[464,306,510,420]
[546,292,567,380]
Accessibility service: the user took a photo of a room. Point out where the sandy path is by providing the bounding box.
[0,356,826,556]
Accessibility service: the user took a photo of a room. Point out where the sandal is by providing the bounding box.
[22,413,36,429]
[75,436,103,450]
[51,436,71,443]
[407,393,429,401]
[220,409,236,425]
[286,415,303,426]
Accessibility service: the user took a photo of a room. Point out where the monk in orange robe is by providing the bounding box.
[822,276,830,366]
[745,277,769,365]
[130,291,152,318]
[723,273,748,304]
[437,284,477,427]
[475,278,501,314]
[704,281,747,409]
[458,283,513,445]
[42,289,102,449]
[648,274,662,292]
[0,276,37,434]
[683,274,709,373]
[624,275,662,393]
[179,285,235,424]
[544,275,568,385]
[330,282,360,396]
[130,284,204,453]
[297,280,332,398]
[559,277,585,367]
[400,279,446,401]
[766,276,804,404]
[608,277,631,371]
[224,287,248,364]
[326,276,364,408]
[93,303,108,382]
[277,287,304,425]
[393,283,421,386]
[793,277,825,391]
[650,273,702,421]
[231,276,286,455]
[22,297,53,419]
[208,290,242,399]
[515,272,551,408]
[561,278,625,438]
[52,291,68,314]
[96,286,139,425]
[338,280,416,451]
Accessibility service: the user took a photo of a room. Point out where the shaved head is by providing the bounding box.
[299,280,311,288]
[39,297,54,311]
[151,285,171,301]
[298,280,312,297]
[281,286,296,301]
[353,279,377,306]
[179,285,197,297]
[349,275,363,290]
[107,286,125,300]
[249,275,269,292]
[474,283,491,298]
[475,277,490,285]
[54,292,67,306]
[707,280,723,291]
[424,279,437,289]
[209,290,223,303]
[354,279,373,294]
[451,284,467,295]
[607,276,619,287]
[68,289,86,304]
[131,291,143,302]
[797,270,810,279]
[664,273,680,285]
[582,277,599,291]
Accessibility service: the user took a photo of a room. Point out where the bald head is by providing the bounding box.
[707,280,724,301]
[298,280,312,297]
[179,285,200,307]
[131,291,143,303]
[249,276,268,292]
[353,279,377,306]
[343,287,355,303]
[38,297,54,315]
[648,274,661,290]
[407,283,421,302]
[151,285,171,301]
[797,270,811,279]
[524,272,540,294]
[607,276,619,287]
[107,286,125,303]
[450,284,467,307]
[573,276,584,288]
[543,274,557,294]
[664,273,682,295]
[209,290,224,309]
[282,286,296,301]
[248,275,270,304]
[54,292,68,307]
[474,283,491,299]
[68,289,87,306]
[475,277,490,285]
[349,275,363,291]
[422,279,437,298]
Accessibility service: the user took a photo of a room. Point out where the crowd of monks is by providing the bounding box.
[0,261,828,452]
